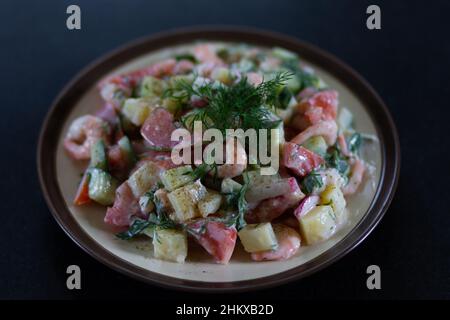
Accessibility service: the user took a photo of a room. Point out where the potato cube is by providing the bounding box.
[127,162,161,198]
[160,165,193,191]
[238,223,278,253]
[139,76,166,98]
[320,184,347,224]
[167,182,206,222]
[198,191,223,217]
[122,98,152,126]
[152,228,188,263]
[299,205,337,245]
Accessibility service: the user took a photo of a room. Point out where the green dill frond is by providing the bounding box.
[168,71,292,133]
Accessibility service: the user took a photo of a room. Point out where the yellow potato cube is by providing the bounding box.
[238,223,278,253]
[198,191,223,217]
[167,182,206,222]
[127,162,161,198]
[320,184,347,224]
[152,228,188,263]
[299,205,337,245]
[122,98,152,126]
[160,165,193,191]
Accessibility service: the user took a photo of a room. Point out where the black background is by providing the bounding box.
[1,0,449,300]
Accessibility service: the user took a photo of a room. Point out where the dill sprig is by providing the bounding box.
[222,172,249,230]
[168,72,292,133]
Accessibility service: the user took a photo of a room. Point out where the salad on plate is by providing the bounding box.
[64,42,369,264]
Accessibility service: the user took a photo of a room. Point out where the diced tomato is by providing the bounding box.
[295,90,338,130]
[104,182,140,227]
[188,220,237,264]
[99,59,177,90]
[73,171,91,205]
[282,142,324,177]
[107,145,127,172]
[140,108,177,149]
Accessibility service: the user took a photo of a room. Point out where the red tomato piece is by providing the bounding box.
[295,90,338,130]
[73,171,91,205]
[140,108,177,149]
[104,182,140,227]
[282,142,324,177]
[188,220,237,264]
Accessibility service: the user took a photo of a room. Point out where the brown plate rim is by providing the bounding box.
[37,26,400,293]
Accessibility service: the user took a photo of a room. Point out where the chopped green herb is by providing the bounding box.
[347,132,362,154]
[282,60,321,92]
[175,53,197,63]
[301,171,323,194]
[325,147,350,176]
[146,145,173,152]
[184,163,217,181]
[116,219,152,240]
[165,72,292,134]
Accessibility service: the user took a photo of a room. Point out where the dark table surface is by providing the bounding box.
[1,0,449,300]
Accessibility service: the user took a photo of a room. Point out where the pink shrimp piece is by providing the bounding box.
[64,115,110,160]
[251,224,301,261]
[98,59,177,108]
[342,159,366,195]
[193,44,223,64]
[246,178,304,223]
[173,59,195,74]
[246,72,263,86]
[213,137,247,179]
[337,133,351,156]
[146,58,177,78]
[290,120,338,146]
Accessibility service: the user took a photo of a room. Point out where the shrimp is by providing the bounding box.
[337,133,351,156]
[173,59,194,74]
[246,72,263,86]
[342,158,366,195]
[290,120,338,146]
[193,44,223,64]
[98,59,177,108]
[64,115,110,160]
[214,138,247,178]
[246,177,304,223]
[251,224,301,261]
